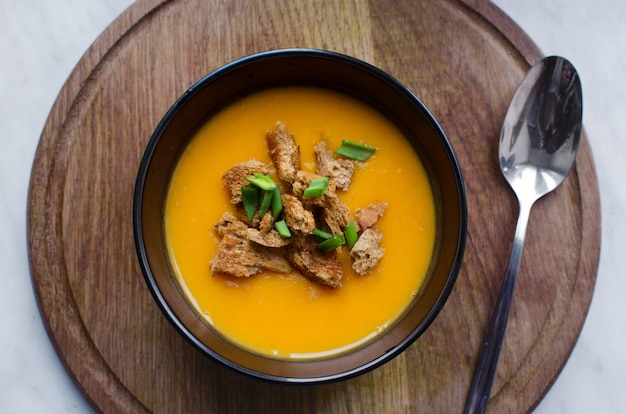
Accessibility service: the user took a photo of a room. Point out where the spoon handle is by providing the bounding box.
[464,199,533,414]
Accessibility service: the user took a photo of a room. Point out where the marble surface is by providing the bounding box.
[1,0,623,412]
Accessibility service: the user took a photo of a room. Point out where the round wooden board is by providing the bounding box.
[27,0,600,413]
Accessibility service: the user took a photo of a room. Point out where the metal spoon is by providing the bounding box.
[464,56,582,414]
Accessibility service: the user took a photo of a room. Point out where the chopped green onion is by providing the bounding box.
[302,177,329,198]
[246,173,277,191]
[344,220,359,249]
[317,234,346,253]
[244,174,279,218]
[334,140,377,161]
[241,185,259,221]
[312,228,334,242]
[271,186,283,218]
[258,189,273,218]
[274,220,291,238]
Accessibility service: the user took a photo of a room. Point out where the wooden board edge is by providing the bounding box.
[27,1,169,413]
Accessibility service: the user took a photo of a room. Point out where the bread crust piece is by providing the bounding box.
[320,195,352,235]
[258,211,275,233]
[221,159,270,204]
[355,201,388,231]
[281,194,315,235]
[288,235,343,289]
[212,212,291,275]
[291,170,325,200]
[247,211,289,248]
[245,228,290,248]
[350,228,385,275]
[214,212,249,237]
[291,170,351,235]
[266,123,301,183]
[211,233,292,277]
[314,141,355,190]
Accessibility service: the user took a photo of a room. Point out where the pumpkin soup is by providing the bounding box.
[164,86,436,359]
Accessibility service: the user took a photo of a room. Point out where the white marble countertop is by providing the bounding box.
[1,0,624,412]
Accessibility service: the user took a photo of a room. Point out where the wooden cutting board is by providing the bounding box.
[27,0,601,413]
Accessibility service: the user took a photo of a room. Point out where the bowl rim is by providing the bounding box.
[133,48,467,384]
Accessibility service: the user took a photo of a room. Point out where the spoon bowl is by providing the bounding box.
[499,56,582,201]
[465,56,582,414]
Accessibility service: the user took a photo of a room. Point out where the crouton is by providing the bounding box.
[315,141,356,190]
[355,201,388,231]
[291,170,336,204]
[291,170,351,234]
[221,159,270,204]
[215,212,288,249]
[282,194,315,235]
[258,211,275,233]
[211,232,292,277]
[214,212,249,237]
[350,228,384,275]
[246,228,290,248]
[231,206,262,227]
[291,170,325,199]
[288,236,343,289]
[266,123,300,183]
[320,195,352,235]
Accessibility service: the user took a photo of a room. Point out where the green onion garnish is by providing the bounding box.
[302,177,329,198]
[312,228,333,242]
[334,140,377,161]
[243,174,282,219]
[241,185,259,221]
[258,188,273,218]
[246,173,277,191]
[274,220,291,238]
[344,220,359,250]
[271,186,283,218]
[317,233,346,253]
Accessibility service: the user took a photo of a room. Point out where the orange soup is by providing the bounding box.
[164,86,436,359]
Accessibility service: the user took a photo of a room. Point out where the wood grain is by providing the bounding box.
[27,0,601,413]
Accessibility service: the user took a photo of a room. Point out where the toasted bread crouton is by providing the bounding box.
[291,170,350,234]
[314,141,355,190]
[214,212,249,237]
[288,236,343,289]
[320,195,352,235]
[246,228,290,248]
[355,201,388,231]
[258,211,275,233]
[291,170,324,199]
[282,194,315,235]
[215,212,288,249]
[350,228,384,275]
[291,170,337,205]
[221,159,270,204]
[266,123,301,183]
[211,232,292,277]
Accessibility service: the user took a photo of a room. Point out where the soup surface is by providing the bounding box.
[164,86,436,359]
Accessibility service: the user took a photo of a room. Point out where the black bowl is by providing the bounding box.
[133,49,467,384]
